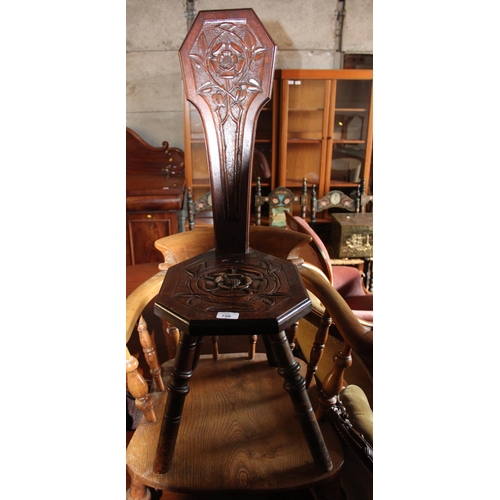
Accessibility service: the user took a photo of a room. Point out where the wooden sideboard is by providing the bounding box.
[126,128,185,266]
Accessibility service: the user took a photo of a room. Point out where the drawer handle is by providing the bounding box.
[147,214,152,219]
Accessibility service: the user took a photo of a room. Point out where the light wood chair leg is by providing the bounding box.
[165,324,180,359]
[137,315,164,392]
[267,330,333,473]
[126,476,151,500]
[305,311,332,388]
[126,355,156,423]
[248,334,257,360]
[210,335,219,360]
[316,343,352,421]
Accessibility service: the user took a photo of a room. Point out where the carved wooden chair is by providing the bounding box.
[255,176,308,227]
[311,179,372,224]
[126,227,374,499]
[126,10,350,498]
[153,7,335,473]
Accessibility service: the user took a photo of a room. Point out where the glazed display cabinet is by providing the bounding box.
[183,69,373,216]
[279,69,373,200]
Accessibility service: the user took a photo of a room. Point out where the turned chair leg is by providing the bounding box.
[210,335,219,360]
[305,311,332,388]
[165,323,180,359]
[248,334,258,360]
[126,355,156,423]
[153,332,199,473]
[316,343,353,421]
[137,316,164,392]
[127,476,151,500]
[267,330,333,473]
[261,333,278,366]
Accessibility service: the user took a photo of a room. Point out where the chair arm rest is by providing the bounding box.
[126,271,166,349]
[298,263,373,356]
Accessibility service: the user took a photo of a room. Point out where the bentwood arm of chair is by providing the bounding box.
[298,263,373,419]
[299,263,372,354]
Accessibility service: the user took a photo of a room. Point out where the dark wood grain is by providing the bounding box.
[128,354,343,493]
[179,9,276,255]
[126,127,185,176]
[126,128,186,265]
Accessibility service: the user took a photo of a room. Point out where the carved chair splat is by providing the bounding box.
[186,187,212,230]
[152,9,333,475]
[255,176,308,227]
[311,179,373,224]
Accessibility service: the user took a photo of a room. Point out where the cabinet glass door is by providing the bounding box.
[186,102,210,202]
[280,78,329,192]
[328,76,373,194]
[253,76,277,188]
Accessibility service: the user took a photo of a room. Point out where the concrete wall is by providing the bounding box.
[126,0,372,149]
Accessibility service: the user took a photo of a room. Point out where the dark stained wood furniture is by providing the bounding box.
[152,8,336,476]
[126,128,186,265]
[126,227,355,499]
[126,222,377,498]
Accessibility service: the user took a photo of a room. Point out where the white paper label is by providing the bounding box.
[216,312,240,320]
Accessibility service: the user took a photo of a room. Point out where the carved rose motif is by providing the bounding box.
[214,273,253,290]
[201,266,266,296]
[209,42,245,79]
[173,259,291,311]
